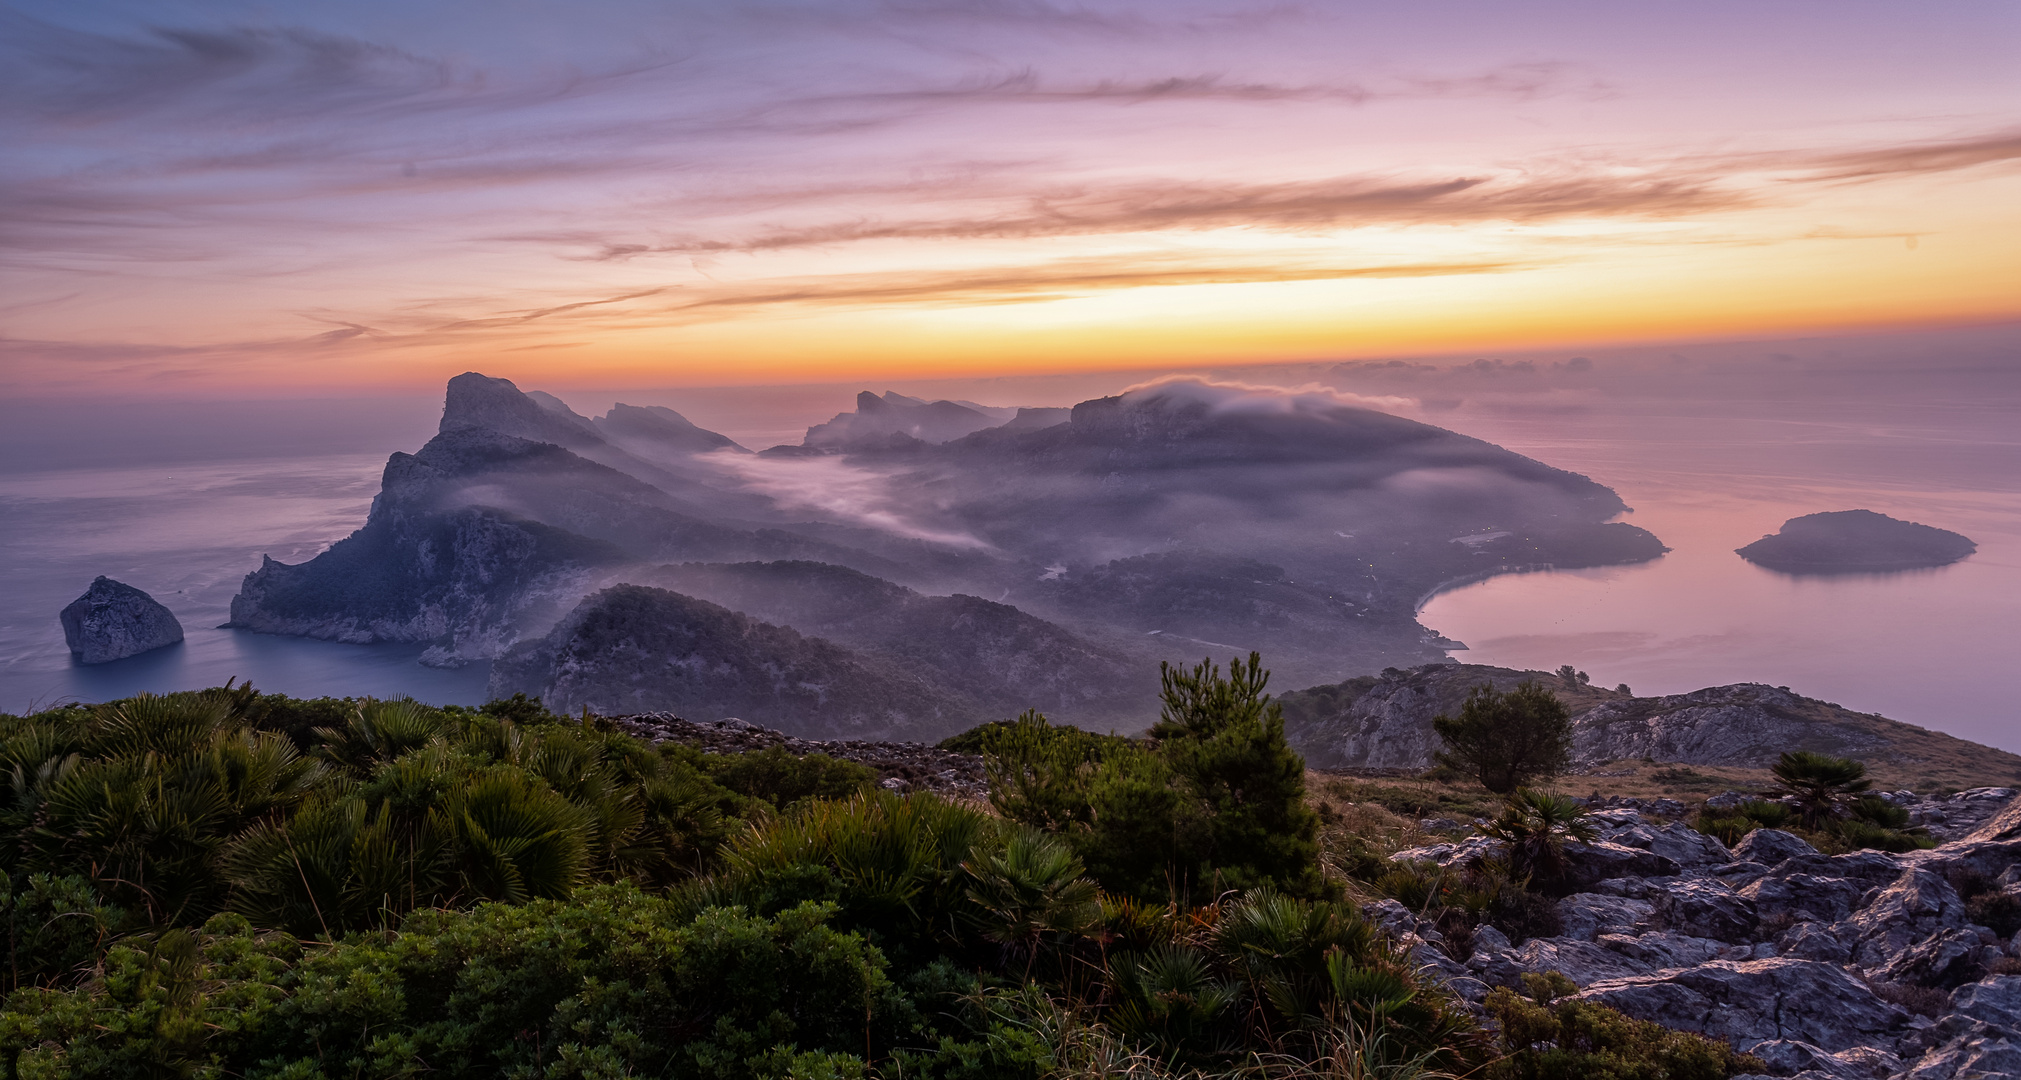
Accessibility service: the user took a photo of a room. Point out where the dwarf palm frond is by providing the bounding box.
[1478,789,1596,885]
[1108,944,1241,1061]
[1772,750,1871,827]
[90,693,238,759]
[447,769,591,903]
[316,699,445,774]
[963,828,1101,974]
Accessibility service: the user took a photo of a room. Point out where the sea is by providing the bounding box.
[3,357,2017,751]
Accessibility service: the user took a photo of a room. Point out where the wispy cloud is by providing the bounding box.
[1793,129,2021,183]
[562,171,1731,261]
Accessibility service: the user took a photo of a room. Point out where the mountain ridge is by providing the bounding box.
[1279,662,2021,789]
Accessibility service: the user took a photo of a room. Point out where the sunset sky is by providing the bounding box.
[5,0,2019,394]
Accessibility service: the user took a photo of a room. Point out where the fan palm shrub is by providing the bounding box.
[1478,790,1597,890]
[962,827,1101,976]
[1770,750,1871,828]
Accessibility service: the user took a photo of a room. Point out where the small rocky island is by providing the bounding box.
[1737,509,1976,574]
[59,576,184,664]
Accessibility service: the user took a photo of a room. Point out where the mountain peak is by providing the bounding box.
[440,372,602,448]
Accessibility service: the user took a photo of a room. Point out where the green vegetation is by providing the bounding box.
[1771,750,1873,828]
[1485,974,1763,1080]
[0,664,1763,1079]
[1431,681,1573,794]
[1689,753,1933,854]
[1477,791,1598,893]
[973,654,1322,900]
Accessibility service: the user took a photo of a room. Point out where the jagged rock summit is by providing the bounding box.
[59,577,184,664]
[1738,509,1976,574]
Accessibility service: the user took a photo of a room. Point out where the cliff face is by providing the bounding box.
[226,425,895,666]
[1279,664,2021,786]
[227,507,617,664]
[490,584,977,740]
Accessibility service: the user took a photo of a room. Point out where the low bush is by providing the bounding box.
[1485,972,1764,1079]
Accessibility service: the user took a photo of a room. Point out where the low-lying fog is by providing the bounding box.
[3,322,2016,749]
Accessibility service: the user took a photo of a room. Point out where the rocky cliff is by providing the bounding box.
[1280,663,2021,787]
[59,577,183,664]
[226,424,896,665]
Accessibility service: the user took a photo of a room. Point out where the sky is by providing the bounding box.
[4,0,2019,395]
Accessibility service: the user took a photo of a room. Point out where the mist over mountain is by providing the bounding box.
[228,371,1666,737]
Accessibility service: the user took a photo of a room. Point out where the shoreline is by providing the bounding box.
[1412,562,1559,615]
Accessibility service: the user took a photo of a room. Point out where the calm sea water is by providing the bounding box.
[1417,384,2021,752]
[0,454,491,711]
[3,370,2016,753]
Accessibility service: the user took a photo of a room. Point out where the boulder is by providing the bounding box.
[1562,839,1681,886]
[1899,1022,2021,1080]
[1742,871,1871,925]
[1778,921,1854,964]
[1599,930,1732,969]
[1557,893,1654,941]
[1651,878,1760,943]
[1599,819,1735,869]
[1960,795,2021,844]
[1576,958,1911,1054]
[1471,924,1513,954]
[1747,1039,1896,1080]
[1868,927,1988,990]
[1388,836,1503,869]
[1734,828,1821,866]
[1838,869,1969,971]
[1908,837,2021,886]
[59,576,184,664]
[1951,975,2021,1029]
[1469,937,1653,988]
[1592,876,1663,899]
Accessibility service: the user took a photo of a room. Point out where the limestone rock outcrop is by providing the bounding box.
[59,577,183,664]
[1384,790,2021,1079]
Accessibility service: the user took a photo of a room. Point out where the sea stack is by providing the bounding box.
[1737,509,1976,573]
[59,577,185,664]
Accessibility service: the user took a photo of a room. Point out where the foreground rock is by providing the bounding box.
[1388,789,2021,1079]
[1738,510,1976,574]
[59,577,183,664]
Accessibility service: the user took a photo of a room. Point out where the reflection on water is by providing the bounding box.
[1417,389,2021,753]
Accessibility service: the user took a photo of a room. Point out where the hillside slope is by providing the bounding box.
[1280,663,2021,789]
[490,584,978,741]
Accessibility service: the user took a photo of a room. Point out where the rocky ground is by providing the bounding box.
[1383,792,2021,1080]
[1281,664,2021,791]
[605,712,989,799]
